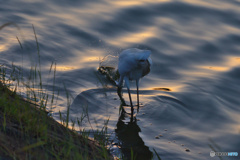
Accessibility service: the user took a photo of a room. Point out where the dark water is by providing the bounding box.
[1,0,240,159]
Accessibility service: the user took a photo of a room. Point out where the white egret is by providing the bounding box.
[117,48,152,115]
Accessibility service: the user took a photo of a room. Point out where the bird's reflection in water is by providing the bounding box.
[115,110,153,160]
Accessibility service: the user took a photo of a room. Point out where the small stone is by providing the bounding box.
[164,129,167,131]
[181,144,184,146]
[185,148,190,152]
[113,98,117,100]
[159,134,163,137]
[155,136,160,139]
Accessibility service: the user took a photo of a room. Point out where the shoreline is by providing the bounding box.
[0,82,113,160]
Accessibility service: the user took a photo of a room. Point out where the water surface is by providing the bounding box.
[1,0,240,159]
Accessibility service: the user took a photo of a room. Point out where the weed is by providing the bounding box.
[0,23,112,160]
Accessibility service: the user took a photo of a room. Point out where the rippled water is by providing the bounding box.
[1,0,240,159]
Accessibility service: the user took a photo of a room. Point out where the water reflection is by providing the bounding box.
[70,87,154,159]
[115,109,153,160]
[1,0,240,159]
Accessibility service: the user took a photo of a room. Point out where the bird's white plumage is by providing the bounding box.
[118,48,152,86]
[118,48,151,76]
[117,48,152,114]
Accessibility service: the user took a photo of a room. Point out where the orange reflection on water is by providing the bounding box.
[112,1,142,6]
[199,57,240,72]
[56,66,75,71]
[200,66,228,72]
[63,54,101,69]
[108,27,157,46]
[0,45,7,52]
[112,0,171,6]
[149,84,184,92]
[80,56,100,63]
[55,55,101,72]
[227,57,240,67]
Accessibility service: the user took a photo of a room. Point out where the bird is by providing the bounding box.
[117,48,152,116]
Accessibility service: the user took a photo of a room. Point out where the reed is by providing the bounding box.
[0,23,112,160]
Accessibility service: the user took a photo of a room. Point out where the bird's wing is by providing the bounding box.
[118,50,137,75]
[118,48,151,74]
[136,50,151,61]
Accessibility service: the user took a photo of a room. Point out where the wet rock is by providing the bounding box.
[155,136,160,139]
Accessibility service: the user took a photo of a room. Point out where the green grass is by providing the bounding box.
[0,83,112,159]
[0,23,113,160]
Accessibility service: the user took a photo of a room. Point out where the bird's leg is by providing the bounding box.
[117,86,127,107]
[136,79,140,112]
[125,77,134,118]
[127,87,134,118]
[117,86,123,102]
[117,76,127,106]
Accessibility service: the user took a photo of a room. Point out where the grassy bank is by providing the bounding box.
[0,81,113,160]
[0,23,113,160]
